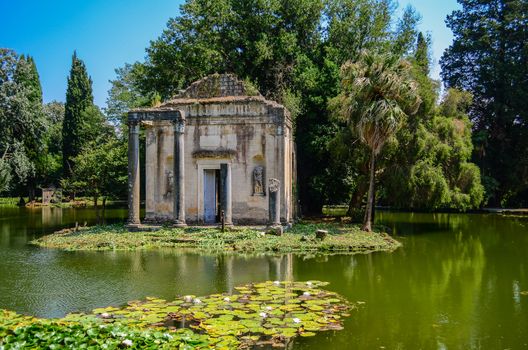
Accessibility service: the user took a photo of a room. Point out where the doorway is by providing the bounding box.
[203,169,220,223]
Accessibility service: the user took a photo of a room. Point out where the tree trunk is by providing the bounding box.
[346,177,368,217]
[28,183,35,203]
[362,150,376,232]
[102,197,107,225]
[94,195,100,225]
[371,196,376,224]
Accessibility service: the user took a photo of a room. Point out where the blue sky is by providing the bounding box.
[0,0,459,108]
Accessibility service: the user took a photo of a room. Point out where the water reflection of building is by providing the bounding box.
[41,207,63,227]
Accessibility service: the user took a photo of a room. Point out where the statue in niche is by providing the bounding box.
[253,166,265,195]
[164,170,174,199]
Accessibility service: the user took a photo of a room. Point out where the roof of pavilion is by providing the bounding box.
[129,73,287,113]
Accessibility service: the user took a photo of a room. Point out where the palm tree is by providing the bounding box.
[331,50,421,232]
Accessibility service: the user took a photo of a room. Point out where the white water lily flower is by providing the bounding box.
[193,298,202,304]
[101,312,110,318]
[293,318,301,324]
[122,339,133,347]
[303,292,311,296]
[306,281,313,286]
[223,297,231,302]
[265,306,273,311]
[259,312,267,318]
[183,295,193,302]
[273,281,280,285]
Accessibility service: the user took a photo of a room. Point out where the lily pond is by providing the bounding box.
[1,206,528,349]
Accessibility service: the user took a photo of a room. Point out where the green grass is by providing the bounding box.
[0,197,26,205]
[31,221,401,254]
[322,205,349,217]
[0,196,123,208]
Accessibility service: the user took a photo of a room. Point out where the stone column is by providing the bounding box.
[268,178,281,226]
[222,164,233,225]
[220,163,233,225]
[276,124,286,224]
[172,113,186,226]
[281,127,290,223]
[127,120,141,226]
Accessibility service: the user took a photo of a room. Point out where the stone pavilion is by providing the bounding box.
[127,74,297,227]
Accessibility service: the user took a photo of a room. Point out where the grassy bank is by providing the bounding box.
[0,196,124,208]
[31,222,400,254]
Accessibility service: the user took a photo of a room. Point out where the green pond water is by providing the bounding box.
[1,206,528,349]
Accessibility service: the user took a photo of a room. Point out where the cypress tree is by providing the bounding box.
[62,51,93,176]
[414,32,430,75]
[13,54,44,200]
[14,55,43,103]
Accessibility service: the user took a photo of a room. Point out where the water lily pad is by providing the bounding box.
[300,331,316,337]
[1,281,351,349]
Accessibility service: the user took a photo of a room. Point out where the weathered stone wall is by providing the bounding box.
[144,99,294,225]
[174,73,253,99]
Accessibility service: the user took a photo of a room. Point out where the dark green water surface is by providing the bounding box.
[1,206,527,349]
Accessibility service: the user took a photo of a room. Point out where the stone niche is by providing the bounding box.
[127,74,297,226]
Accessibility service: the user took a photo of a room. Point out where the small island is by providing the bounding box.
[32,222,400,254]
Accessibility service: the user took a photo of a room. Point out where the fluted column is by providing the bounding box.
[127,120,141,226]
[173,113,186,226]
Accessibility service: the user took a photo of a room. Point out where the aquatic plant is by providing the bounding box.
[0,281,352,349]
[0,310,210,349]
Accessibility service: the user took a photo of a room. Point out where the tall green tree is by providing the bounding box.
[13,54,45,200]
[330,51,421,231]
[68,137,127,224]
[414,32,430,75]
[441,0,528,207]
[62,52,94,177]
[0,49,45,200]
[108,0,421,214]
[328,32,484,216]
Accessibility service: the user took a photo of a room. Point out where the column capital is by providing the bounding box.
[128,119,140,128]
[172,114,186,134]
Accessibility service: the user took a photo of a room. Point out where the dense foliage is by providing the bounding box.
[330,51,421,230]
[65,137,127,223]
[107,0,425,214]
[0,49,48,200]
[328,34,484,215]
[441,0,528,207]
[0,49,126,207]
[3,0,517,213]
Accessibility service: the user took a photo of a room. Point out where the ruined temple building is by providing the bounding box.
[127,74,297,227]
